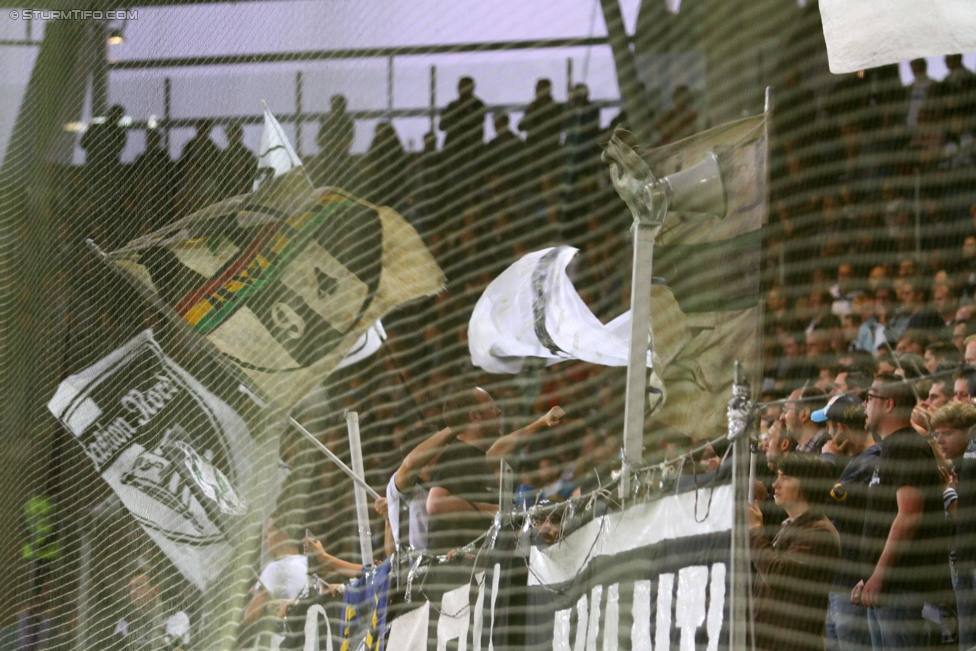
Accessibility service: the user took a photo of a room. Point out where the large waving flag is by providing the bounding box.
[819,0,976,73]
[111,168,444,409]
[468,246,664,404]
[47,330,256,591]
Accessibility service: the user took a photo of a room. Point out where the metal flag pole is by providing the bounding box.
[345,411,375,567]
[727,360,756,651]
[288,416,381,501]
[620,210,662,499]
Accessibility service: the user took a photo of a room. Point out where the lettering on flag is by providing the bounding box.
[525,485,732,649]
[47,330,255,591]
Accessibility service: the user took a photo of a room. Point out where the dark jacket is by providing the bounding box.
[751,510,840,651]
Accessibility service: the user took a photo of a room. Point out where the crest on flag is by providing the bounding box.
[47,330,256,591]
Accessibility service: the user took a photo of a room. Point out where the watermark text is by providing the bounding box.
[8,9,138,20]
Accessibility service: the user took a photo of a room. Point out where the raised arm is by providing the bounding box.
[426,486,498,517]
[305,536,363,580]
[394,427,456,493]
[486,406,565,468]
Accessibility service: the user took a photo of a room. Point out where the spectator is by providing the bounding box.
[782,386,830,453]
[484,112,525,193]
[220,122,257,197]
[854,286,895,355]
[131,129,174,230]
[905,58,935,128]
[830,263,862,317]
[748,454,840,651]
[854,374,954,649]
[179,119,221,168]
[425,387,503,554]
[115,560,190,651]
[519,78,564,177]
[954,368,973,402]
[244,512,308,629]
[931,401,976,468]
[891,277,944,339]
[384,425,457,554]
[817,394,878,651]
[362,122,406,207]
[894,329,926,356]
[317,95,354,157]
[912,374,953,435]
[309,95,356,189]
[964,333,976,366]
[924,341,961,374]
[81,104,127,170]
[564,82,601,182]
[932,283,960,327]
[832,366,872,398]
[764,419,795,474]
[440,76,486,157]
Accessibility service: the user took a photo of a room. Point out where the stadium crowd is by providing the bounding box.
[29,51,976,650]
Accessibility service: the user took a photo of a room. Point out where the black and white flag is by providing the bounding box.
[47,330,256,591]
[468,245,658,374]
[254,104,304,191]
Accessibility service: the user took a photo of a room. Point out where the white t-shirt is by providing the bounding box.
[386,474,429,551]
[256,554,308,600]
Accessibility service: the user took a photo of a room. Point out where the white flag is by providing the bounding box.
[468,246,654,374]
[335,320,387,371]
[253,104,304,191]
[819,0,976,73]
[47,330,256,591]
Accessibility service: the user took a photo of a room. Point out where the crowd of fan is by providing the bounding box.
[43,55,976,649]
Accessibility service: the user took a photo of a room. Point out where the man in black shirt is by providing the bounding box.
[955,371,976,650]
[855,374,954,649]
[818,394,879,651]
[425,388,565,554]
[426,387,503,554]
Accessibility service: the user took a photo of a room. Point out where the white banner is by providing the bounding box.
[48,330,256,591]
[468,245,655,373]
[820,0,976,73]
[527,485,733,650]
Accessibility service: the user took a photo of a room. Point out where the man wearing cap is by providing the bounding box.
[816,394,879,651]
[780,387,831,454]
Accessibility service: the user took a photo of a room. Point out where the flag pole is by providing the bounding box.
[84,238,270,408]
[288,416,381,501]
[346,411,375,567]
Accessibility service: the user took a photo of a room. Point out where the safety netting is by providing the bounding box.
[0,1,974,649]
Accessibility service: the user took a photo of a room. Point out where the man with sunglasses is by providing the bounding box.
[855,374,954,649]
